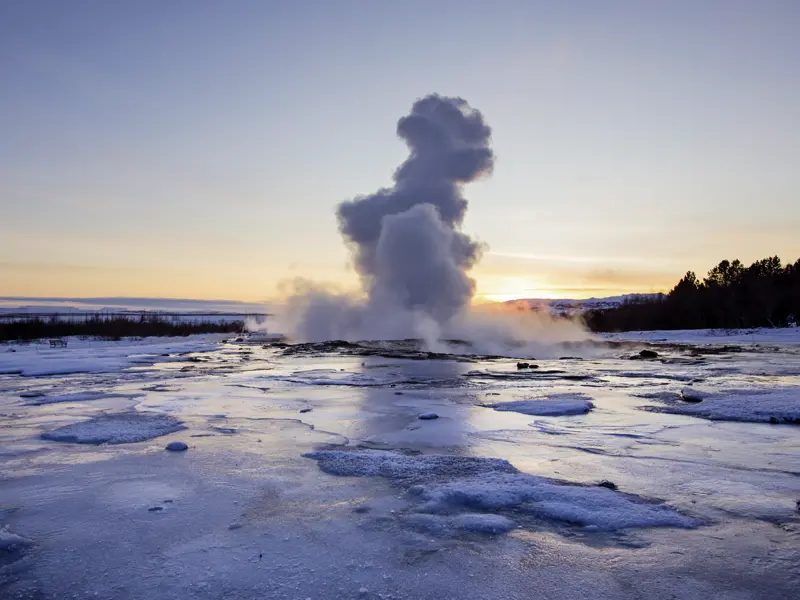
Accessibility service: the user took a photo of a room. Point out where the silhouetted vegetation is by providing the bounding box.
[0,313,244,342]
[584,256,800,332]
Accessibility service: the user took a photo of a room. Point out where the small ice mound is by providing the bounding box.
[489,394,594,416]
[653,387,800,424]
[415,472,698,531]
[402,513,516,536]
[304,449,516,481]
[41,413,185,445]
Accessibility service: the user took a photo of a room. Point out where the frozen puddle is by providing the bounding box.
[306,449,698,532]
[41,412,185,444]
[22,391,144,406]
[647,387,800,424]
[488,394,595,416]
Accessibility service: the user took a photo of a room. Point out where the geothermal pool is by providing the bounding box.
[1,331,799,599]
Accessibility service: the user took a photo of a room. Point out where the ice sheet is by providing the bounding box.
[40,413,186,444]
[488,395,595,416]
[1,331,799,599]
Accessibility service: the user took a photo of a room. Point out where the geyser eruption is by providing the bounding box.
[337,94,492,323]
[277,94,591,353]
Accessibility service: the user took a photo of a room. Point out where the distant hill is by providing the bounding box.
[502,293,666,315]
[0,296,268,315]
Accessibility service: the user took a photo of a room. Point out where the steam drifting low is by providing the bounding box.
[277,94,589,353]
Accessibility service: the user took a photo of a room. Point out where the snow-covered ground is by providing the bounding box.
[0,335,227,376]
[603,326,800,346]
[1,329,799,599]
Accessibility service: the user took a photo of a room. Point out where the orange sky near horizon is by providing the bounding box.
[2,3,798,304]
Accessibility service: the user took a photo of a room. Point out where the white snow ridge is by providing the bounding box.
[488,394,595,416]
[306,450,698,532]
[41,413,185,444]
[655,387,800,424]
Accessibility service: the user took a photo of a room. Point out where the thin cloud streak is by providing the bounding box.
[486,250,678,265]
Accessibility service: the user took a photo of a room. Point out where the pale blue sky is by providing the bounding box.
[2,1,798,301]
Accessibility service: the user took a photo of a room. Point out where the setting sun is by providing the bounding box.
[473,275,560,303]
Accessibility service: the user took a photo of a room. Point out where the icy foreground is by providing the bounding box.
[1,330,799,599]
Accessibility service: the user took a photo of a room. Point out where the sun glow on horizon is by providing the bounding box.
[477,290,560,303]
[473,274,562,303]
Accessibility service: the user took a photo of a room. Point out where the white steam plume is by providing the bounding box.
[273,94,592,354]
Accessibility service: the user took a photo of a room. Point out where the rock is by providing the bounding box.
[299,408,312,413]
[680,387,711,403]
[0,527,33,566]
[516,362,530,369]
[597,480,618,491]
[394,391,404,395]
[353,505,371,514]
[148,506,164,512]
[418,413,439,420]
[639,349,659,359]
[166,441,189,452]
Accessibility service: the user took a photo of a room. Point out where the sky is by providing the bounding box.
[1,0,799,303]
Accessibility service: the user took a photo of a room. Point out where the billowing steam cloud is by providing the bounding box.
[274,94,591,354]
[337,94,492,323]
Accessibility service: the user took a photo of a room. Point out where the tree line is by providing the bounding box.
[0,314,244,342]
[584,256,800,332]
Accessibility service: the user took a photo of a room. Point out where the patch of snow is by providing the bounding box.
[652,388,800,424]
[414,471,698,530]
[489,395,594,416]
[41,413,185,445]
[306,450,697,531]
[305,450,515,481]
